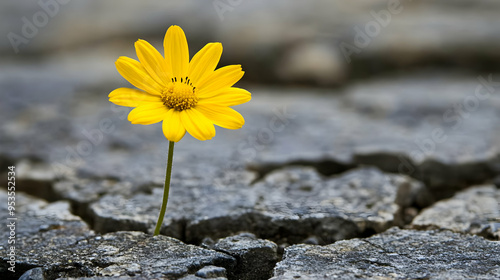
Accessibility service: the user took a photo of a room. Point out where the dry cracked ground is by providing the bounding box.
[2,1,500,279]
[2,71,500,279]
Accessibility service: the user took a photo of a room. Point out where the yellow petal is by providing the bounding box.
[135,39,171,86]
[162,109,186,142]
[198,87,251,107]
[109,88,161,107]
[188,43,222,85]
[196,104,245,130]
[115,56,163,96]
[180,108,215,141]
[164,25,189,78]
[127,103,169,125]
[196,65,244,98]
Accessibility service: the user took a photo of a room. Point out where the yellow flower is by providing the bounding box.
[109,25,251,142]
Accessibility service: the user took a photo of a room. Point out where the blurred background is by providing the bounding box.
[2,0,500,195]
[3,0,500,87]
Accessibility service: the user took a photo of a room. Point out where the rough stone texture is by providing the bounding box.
[56,277,147,280]
[194,265,227,278]
[89,191,185,239]
[1,230,235,280]
[2,65,499,279]
[18,267,44,280]
[344,76,500,191]
[87,169,256,237]
[0,191,238,280]
[0,190,91,242]
[251,75,500,199]
[187,167,424,244]
[2,69,500,203]
[14,160,57,201]
[210,233,278,280]
[52,179,139,219]
[412,185,500,239]
[88,167,423,245]
[181,275,227,280]
[272,227,500,279]
[0,190,94,279]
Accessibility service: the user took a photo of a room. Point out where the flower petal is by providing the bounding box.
[109,87,161,107]
[127,103,169,125]
[196,65,244,98]
[180,108,215,141]
[162,109,186,142]
[188,43,222,85]
[115,56,163,96]
[198,87,251,107]
[196,104,245,130]
[135,39,171,86]
[164,25,189,78]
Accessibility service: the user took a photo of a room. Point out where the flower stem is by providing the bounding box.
[154,141,175,236]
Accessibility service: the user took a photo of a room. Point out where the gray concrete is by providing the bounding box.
[412,185,500,239]
[272,227,500,279]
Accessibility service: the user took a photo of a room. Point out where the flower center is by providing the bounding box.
[161,77,198,111]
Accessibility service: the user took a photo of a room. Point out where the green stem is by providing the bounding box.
[154,141,175,236]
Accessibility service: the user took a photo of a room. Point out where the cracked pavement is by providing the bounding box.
[2,1,500,279]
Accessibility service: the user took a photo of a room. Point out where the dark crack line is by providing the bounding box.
[247,159,357,185]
